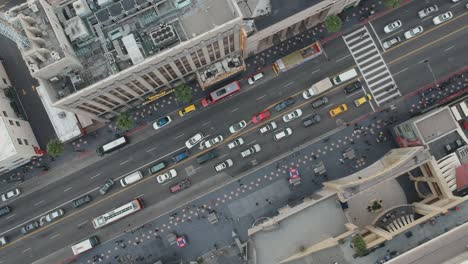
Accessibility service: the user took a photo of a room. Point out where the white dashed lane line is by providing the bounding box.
[63,187,72,192]
[34,200,44,206]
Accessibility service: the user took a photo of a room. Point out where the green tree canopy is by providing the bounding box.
[47,139,64,158]
[352,235,368,257]
[116,113,134,131]
[325,15,342,33]
[385,0,403,8]
[174,84,193,104]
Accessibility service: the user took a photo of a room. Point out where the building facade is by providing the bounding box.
[0,61,12,89]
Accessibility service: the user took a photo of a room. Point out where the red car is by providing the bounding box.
[176,235,188,248]
[288,168,301,185]
[170,179,191,193]
[252,110,271,124]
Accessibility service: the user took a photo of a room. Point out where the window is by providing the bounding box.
[164,65,178,79]
[82,102,106,113]
[99,95,119,106]
[2,111,7,117]
[15,121,20,126]
[132,80,149,93]
[76,105,101,115]
[181,57,193,72]
[9,120,14,125]
[174,59,187,75]
[147,72,164,86]
[125,82,143,95]
[17,138,23,145]
[158,67,173,81]
[223,36,230,55]
[213,41,221,59]
[207,45,215,62]
[142,75,157,88]
[24,139,29,145]
[197,49,207,65]
[229,34,235,52]
[190,52,201,68]
[115,87,134,99]
[92,98,114,108]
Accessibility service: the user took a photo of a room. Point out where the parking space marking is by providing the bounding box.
[63,187,72,192]
[77,220,88,227]
[90,173,102,179]
[202,121,211,126]
[284,82,294,87]
[418,58,429,64]
[136,194,144,198]
[219,154,228,159]
[34,200,44,206]
[422,15,434,22]
[119,160,130,165]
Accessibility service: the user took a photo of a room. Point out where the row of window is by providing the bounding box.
[17,138,29,146]
[8,120,21,127]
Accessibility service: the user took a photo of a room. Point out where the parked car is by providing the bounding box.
[156,169,177,184]
[0,236,7,247]
[185,132,204,149]
[282,109,302,122]
[404,26,423,39]
[311,96,329,109]
[329,104,348,117]
[227,138,244,149]
[302,114,321,127]
[0,206,11,217]
[384,20,402,33]
[274,97,295,112]
[1,188,21,202]
[196,150,218,164]
[418,5,438,18]
[178,104,196,117]
[214,159,234,172]
[172,150,190,163]
[153,116,172,130]
[433,11,452,25]
[71,195,92,208]
[170,179,191,193]
[252,110,271,124]
[176,235,188,248]
[98,179,114,195]
[21,221,39,234]
[241,144,261,158]
[203,135,223,148]
[273,128,293,141]
[259,121,277,134]
[382,36,401,49]
[45,208,65,222]
[247,73,264,85]
[229,120,247,134]
[344,81,362,94]
[354,94,372,107]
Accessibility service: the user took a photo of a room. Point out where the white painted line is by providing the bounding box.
[256,95,266,101]
[393,67,408,76]
[193,166,202,171]
[146,147,158,153]
[90,173,102,179]
[336,54,351,63]
[219,153,228,159]
[119,160,130,165]
[50,234,61,239]
[418,58,429,64]
[22,248,31,253]
[63,187,72,192]
[443,45,455,52]
[422,15,434,21]
[202,121,211,126]
[311,69,321,74]
[450,3,460,8]
[34,200,44,206]
[174,133,185,139]
[346,90,363,98]
[368,22,385,51]
[230,108,239,113]
[6,214,16,220]
[77,220,88,227]
[284,81,294,87]
[136,194,144,198]
[247,140,257,145]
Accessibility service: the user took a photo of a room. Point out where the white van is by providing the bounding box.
[248,73,264,85]
[120,171,143,187]
[332,68,358,85]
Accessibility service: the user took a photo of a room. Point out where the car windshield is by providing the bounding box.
[157,117,168,126]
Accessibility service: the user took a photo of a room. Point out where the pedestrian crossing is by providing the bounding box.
[343,26,401,106]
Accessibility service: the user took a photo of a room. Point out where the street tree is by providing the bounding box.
[385,0,402,8]
[47,139,64,158]
[116,113,134,131]
[174,84,193,104]
[325,15,342,33]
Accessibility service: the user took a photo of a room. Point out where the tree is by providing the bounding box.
[352,235,368,257]
[47,139,64,158]
[174,84,193,104]
[385,0,402,8]
[116,113,134,131]
[325,15,342,33]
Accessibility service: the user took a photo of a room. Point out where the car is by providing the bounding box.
[185,132,204,149]
[311,96,329,109]
[282,109,302,122]
[418,5,438,18]
[241,144,261,158]
[344,81,362,94]
[227,138,244,149]
[178,104,196,117]
[172,150,190,163]
[203,135,224,148]
[404,26,423,39]
[288,168,301,184]
[354,94,372,107]
[176,235,188,248]
[0,206,11,217]
[214,159,234,172]
[247,73,264,85]
[196,150,218,164]
[71,195,92,208]
[1,188,21,202]
[433,11,453,25]
[302,114,321,127]
[252,110,271,124]
[153,116,172,130]
[382,36,401,49]
[259,121,277,134]
[0,236,7,247]
[170,179,191,193]
[98,179,114,195]
[383,20,402,33]
[45,208,65,222]
[229,120,247,134]
[273,128,293,141]
[156,169,177,184]
[274,97,295,112]
[329,104,348,117]
[21,221,39,234]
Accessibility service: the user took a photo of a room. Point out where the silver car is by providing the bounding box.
[45,208,65,222]
[214,159,234,172]
[382,37,400,49]
[1,188,21,202]
[404,26,423,39]
[229,120,247,134]
[418,5,438,18]
[241,144,261,158]
[383,20,402,33]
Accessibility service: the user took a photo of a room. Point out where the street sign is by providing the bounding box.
[143,88,175,105]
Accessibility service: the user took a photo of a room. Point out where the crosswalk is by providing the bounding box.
[343,26,401,106]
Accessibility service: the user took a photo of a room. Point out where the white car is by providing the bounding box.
[227,138,244,149]
[241,144,261,158]
[418,5,438,18]
[185,132,204,149]
[404,26,423,39]
[273,128,293,141]
[229,120,247,134]
[153,116,172,130]
[259,121,277,134]
[382,36,400,49]
[214,159,234,172]
[156,169,177,184]
[282,109,302,122]
[45,208,65,222]
[204,135,224,148]
[383,20,402,33]
[433,11,453,25]
[1,188,21,202]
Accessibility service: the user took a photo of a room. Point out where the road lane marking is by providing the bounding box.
[34,200,44,206]
[230,108,239,112]
[368,21,385,51]
[90,173,101,179]
[256,95,266,100]
[311,69,321,74]
[202,121,211,126]
[393,67,408,76]
[22,248,31,253]
[174,133,185,139]
[450,3,460,8]
[443,45,455,52]
[136,194,144,198]
[6,214,16,220]
[77,220,88,227]
[219,154,228,159]
[418,58,429,64]
[247,140,257,145]
[422,15,434,22]
[63,187,72,192]
[50,234,61,239]
[336,54,351,62]
[146,147,158,152]
[120,160,130,165]
[284,81,294,87]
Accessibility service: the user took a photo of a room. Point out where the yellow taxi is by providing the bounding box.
[329,104,348,117]
[354,94,372,107]
[178,104,196,117]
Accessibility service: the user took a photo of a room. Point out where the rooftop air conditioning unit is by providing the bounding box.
[28,63,39,73]
[50,51,61,61]
[58,112,67,119]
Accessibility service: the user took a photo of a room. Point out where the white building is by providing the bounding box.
[0,61,12,89]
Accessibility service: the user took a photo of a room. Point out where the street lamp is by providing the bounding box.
[424,59,439,88]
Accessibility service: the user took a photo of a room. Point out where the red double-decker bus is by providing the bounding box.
[201,81,241,107]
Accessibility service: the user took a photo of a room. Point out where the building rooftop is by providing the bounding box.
[0,117,17,161]
[415,107,458,144]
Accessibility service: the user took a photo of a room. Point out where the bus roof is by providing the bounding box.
[210,81,240,101]
[102,136,127,152]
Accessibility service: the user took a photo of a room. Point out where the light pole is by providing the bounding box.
[424,59,439,88]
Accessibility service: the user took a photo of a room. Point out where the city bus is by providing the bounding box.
[92,198,143,229]
[201,81,241,107]
[96,135,129,156]
[71,236,99,255]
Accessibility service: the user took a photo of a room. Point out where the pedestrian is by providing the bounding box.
[339,158,344,164]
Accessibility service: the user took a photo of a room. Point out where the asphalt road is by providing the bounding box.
[0,1,467,263]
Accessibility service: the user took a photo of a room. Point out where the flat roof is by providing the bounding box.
[0,117,17,161]
[415,107,458,144]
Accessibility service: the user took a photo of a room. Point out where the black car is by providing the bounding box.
[311,96,329,109]
[274,97,295,112]
[0,206,11,217]
[344,81,362,94]
[71,195,92,208]
[99,179,115,195]
[302,114,321,127]
[21,221,39,234]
